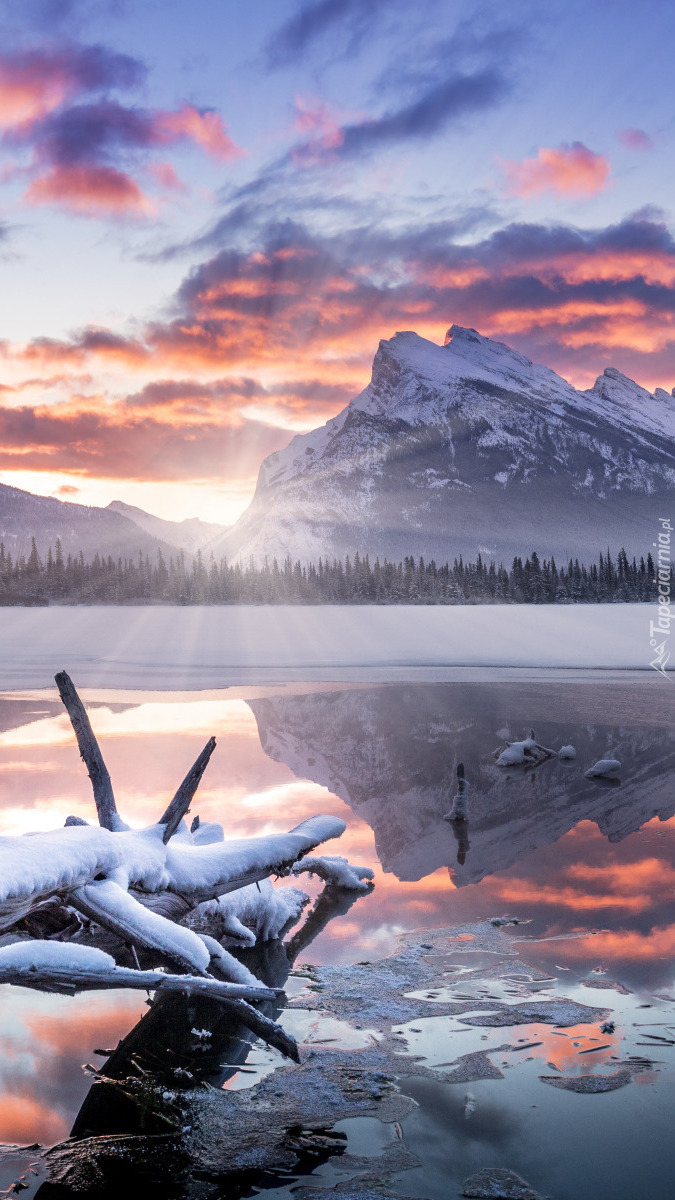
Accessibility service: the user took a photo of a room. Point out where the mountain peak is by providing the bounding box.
[444,324,484,346]
[589,366,656,406]
[443,324,537,374]
[211,323,675,568]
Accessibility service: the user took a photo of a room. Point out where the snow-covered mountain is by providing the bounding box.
[107,501,229,556]
[248,685,675,888]
[213,326,675,564]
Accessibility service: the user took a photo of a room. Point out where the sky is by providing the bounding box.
[0,0,674,524]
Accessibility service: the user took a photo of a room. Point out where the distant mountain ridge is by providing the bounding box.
[209,325,675,565]
[0,483,228,563]
[107,501,229,556]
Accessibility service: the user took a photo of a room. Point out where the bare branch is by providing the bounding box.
[0,961,277,1005]
[159,737,216,844]
[55,671,117,831]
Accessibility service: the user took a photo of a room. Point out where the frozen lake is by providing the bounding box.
[0,603,667,689]
[0,677,674,1198]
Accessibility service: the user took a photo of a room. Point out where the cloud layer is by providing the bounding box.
[2,207,675,490]
[0,42,242,215]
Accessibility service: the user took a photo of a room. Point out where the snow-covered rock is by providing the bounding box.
[584,758,621,778]
[558,745,577,760]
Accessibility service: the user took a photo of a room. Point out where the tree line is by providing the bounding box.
[0,537,668,605]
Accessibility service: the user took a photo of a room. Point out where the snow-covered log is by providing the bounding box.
[0,825,126,928]
[0,940,299,1059]
[70,879,212,974]
[0,940,274,1001]
[0,671,373,1063]
[163,814,347,903]
[197,933,267,987]
[290,855,375,892]
[0,815,347,926]
[184,878,309,946]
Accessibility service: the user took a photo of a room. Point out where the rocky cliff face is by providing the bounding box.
[247,683,675,887]
[214,326,675,564]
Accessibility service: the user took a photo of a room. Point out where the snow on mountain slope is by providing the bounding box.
[107,501,229,555]
[212,326,675,565]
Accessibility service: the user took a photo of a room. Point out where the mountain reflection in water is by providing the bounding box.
[0,678,674,1151]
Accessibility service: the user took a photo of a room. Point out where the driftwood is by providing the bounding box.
[159,736,217,843]
[55,670,118,830]
[495,728,557,768]
[0,670,371,1064]
[0,960,277,1002]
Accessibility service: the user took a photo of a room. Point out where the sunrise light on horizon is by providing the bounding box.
[0,0,674,524]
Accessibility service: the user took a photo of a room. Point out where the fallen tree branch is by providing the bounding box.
[290,855,374,892]
[207,994,299,1062]
[159,737,217,843]
[0,937,299,1057]
[70,880,212,975]
[55,671,118,831]
[0,960,279,1000]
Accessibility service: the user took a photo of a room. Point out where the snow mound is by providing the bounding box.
[0,940,116,974]
[584,758,621,778]
[558,745,577,760]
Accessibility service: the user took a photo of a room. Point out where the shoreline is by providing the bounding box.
[0,667,670,703]
[0,603,670,691]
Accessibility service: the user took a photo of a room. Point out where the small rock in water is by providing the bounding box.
[601,1021,616,1034]
[461,1166,543,1198]
[558,744,576,760]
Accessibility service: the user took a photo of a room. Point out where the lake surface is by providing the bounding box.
[0,677,673,1197]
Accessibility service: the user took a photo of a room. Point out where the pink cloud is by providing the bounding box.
[0,43,143,130]
[618,128,653,151]
[24,164,154,216]
[0,45,244,219]
[149,161,186,192]
[291,95,345,165]
[0,69,71,129]
[154,105,245,161]
[501,142,611,199]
